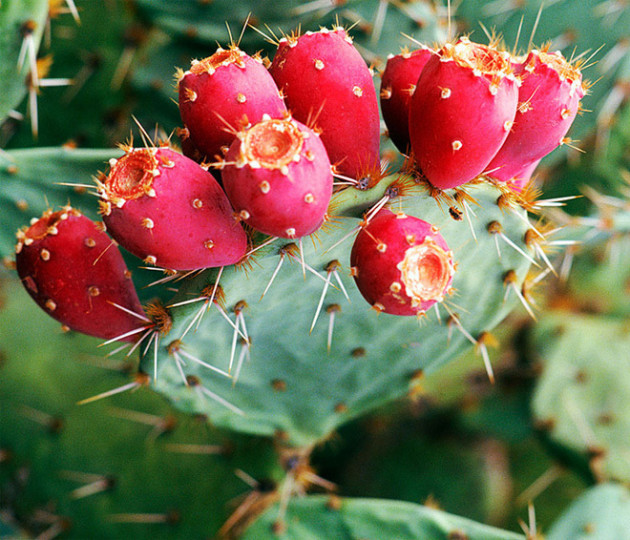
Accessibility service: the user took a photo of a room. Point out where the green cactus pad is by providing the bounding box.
[565,241,630,316]
[324,416,514,526]
[0,275,281,539]
[0,0,48,124]
[241,495,525,540]
[531,313,630,482]
[142,180,534,447]
[546,483,630,540]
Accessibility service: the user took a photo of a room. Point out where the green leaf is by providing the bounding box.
[242,495,525,540]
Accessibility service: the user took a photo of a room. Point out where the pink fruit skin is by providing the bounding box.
[269,28,380,180]
[101,147,247,270]
[222,118,333,238]
[350,210,455,316]
[381,47,434,154]
[179,48,287,160]
[487,50,584,182]
[15,209,145,341]
[408,40,519,190]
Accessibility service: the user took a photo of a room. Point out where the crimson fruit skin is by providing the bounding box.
[408,37,519,190]
[221,116,333,239]
[350,210,455,316]
[486,48,585,183]
[381,47,434,154]
[15,207,145,341]
[269,27,380,180]
[178,46,287,161]
[99,146,248,271]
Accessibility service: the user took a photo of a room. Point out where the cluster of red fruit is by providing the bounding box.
[15,27,585,341]
[381,36,585,191]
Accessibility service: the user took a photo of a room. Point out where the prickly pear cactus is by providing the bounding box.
[144,179,533,446]
[3,1,627,539]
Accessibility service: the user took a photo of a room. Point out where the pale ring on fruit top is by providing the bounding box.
[397,237,455,308]
[446,37,513,77]
[237,118,304,170]
[101,148,160,208]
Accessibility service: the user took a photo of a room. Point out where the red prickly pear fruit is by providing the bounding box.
[486,48,585,182]
[408,37,519,190]
[221,115,333,239]
[381,47,434,154]
[177,46,287,161]
[98,146,247,270]
[269,27,380,181]
[350,209,456,316]
[15,207,145,341]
